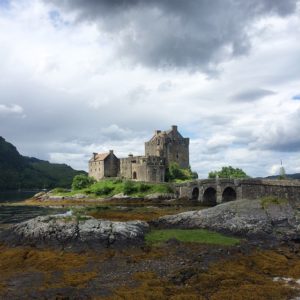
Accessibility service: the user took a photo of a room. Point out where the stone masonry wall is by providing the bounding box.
[104,154,119,177]
[89,160,105,181]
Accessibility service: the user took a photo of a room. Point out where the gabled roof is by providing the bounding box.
[90,152,110,162]
[148,126,184,142]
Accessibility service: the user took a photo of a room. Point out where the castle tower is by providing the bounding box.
[144,125,189,169]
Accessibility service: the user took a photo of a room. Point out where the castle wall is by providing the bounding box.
[120,156,165,182]
[89,160,105,181]
[145,126,189,169]
[104,154,119,177]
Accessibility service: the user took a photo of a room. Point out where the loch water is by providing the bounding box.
[0,191,65,225]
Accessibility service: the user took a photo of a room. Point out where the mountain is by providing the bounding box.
[265,174,300,180]
[0,136,86,190]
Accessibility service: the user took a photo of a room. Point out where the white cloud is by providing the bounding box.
[0,0,300,178]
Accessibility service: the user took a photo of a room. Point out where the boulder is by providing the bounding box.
[152,198,300,241]
[145,193,175,200]
[0,215,149,250]
[71,193,88,199]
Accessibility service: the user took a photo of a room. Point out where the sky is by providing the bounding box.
[0,0,300,178]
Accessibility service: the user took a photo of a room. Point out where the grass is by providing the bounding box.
[260,196,288,209]
[53,179,174,198]
[145,229,240,246]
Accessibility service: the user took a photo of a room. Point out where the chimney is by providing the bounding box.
[172,125,178,131]
[93,152,97,160]
[155,130,161,135]
[109,150,114,154]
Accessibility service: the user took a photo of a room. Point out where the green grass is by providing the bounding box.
[260,196,288,209]
[145,229,240,246]
[52,179,174,198]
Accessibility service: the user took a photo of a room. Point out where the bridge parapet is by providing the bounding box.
[175,179,300,205]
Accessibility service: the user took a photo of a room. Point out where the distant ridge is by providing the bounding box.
[265,174,300,180]
[0,136,86,190]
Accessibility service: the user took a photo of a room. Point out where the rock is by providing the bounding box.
[145,193,175,200]
[32,191,47,199]
[0,215,149,250]
[111,193,130,199]
[71,193,88,199]
[152,199,300,241]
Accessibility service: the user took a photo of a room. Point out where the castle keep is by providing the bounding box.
[89,125,189,182]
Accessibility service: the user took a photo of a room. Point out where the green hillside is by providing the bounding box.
[0,136,86,190]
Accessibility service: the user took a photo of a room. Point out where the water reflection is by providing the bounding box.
[0,191,65,225]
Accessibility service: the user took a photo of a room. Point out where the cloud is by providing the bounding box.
[45,0,298,72]
[231,88,276,102]
[1,0,300,178]
[0,104,23,114]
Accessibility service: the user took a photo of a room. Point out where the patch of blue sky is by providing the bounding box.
[292,94,300,100]
[0,0,10,9]
[48,10,69,28]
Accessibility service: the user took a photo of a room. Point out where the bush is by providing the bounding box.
[166,162,198,182]
[72,175,96,190]
[123,181,137,195]
[208,166,249,179]
[138,183,151,192]
[94,185,114,196]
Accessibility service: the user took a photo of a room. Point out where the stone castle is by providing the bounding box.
[89,125,189,182]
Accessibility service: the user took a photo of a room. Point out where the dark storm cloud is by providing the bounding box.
[47,0,298,71]
[231,88,276,102]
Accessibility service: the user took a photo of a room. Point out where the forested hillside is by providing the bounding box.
[0,136,86,190]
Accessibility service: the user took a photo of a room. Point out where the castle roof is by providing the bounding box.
[148,125,184,142]
[89,151,114,162]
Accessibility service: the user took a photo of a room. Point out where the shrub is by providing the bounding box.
[208,166,249,179]
[123,180,137,195]
[94,185,114,196]
[166,162,198,182]
[138,183,151,192]
[72,175,96,190]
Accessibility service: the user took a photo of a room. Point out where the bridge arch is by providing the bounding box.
[191,187,199,200]
[202,187,217,206]
[222,187,237,202]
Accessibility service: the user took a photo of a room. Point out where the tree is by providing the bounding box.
[278,166,286,180]
[72,174,96,190]
[166,162,198,182]
[208,166,249,179]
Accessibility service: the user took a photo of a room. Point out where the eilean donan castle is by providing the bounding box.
[89,125,189,183]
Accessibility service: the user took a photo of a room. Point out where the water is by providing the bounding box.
[0,191,37,203]
[0,191,65,225]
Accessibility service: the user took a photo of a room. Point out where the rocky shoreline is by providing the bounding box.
[1,197,300,250]
[0,214,149,250]
[153,198,300,242]
[1,196,300,299]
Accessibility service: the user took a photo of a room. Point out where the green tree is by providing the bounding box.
[208,166,249,179]
[72,174,96,190]
[166,162,198,182]
[278,166,286,180]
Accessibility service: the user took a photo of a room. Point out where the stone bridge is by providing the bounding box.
[175,179,300,206]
